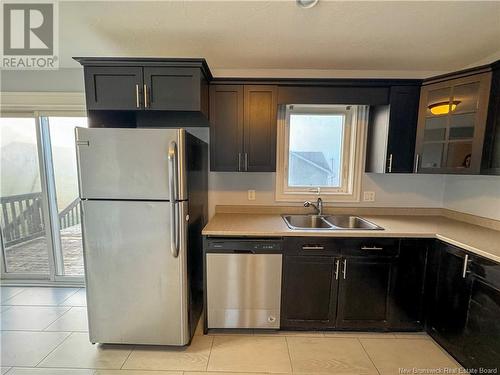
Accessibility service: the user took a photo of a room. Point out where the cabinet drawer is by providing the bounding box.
[469,255,500,290]
[284,237,341,255]
[341,238,400,258]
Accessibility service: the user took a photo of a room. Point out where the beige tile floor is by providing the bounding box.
[0,287,463,375]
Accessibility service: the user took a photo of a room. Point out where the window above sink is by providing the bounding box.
[275,104,367,202]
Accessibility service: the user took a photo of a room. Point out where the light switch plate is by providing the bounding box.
[363,191,376,202]
[248,189,256,201]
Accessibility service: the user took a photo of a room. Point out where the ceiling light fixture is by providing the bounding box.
[428,100,461,115]
[296,0,319,9]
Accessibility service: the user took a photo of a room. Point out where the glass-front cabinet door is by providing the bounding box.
[415,71,492,174]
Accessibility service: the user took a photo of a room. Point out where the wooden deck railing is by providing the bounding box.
[1,192,44,246]
[58,198,81,230]
[0,192,81,247]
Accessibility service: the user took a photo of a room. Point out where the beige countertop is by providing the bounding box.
[202,213,500,263]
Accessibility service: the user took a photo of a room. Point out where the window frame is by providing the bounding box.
[275,104,368,203]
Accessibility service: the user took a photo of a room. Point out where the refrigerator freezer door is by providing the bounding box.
[81,200,189,345]
[76,128,187,200]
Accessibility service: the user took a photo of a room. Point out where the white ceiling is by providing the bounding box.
[60,0,500,78]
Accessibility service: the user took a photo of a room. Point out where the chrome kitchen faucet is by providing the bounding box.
[304,197,323,215]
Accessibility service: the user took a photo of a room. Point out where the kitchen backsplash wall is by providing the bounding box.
[443,175,500,221]
[208,172,500,221]
[208,172,446,218]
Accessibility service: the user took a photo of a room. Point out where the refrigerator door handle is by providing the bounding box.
[168,141,180,258]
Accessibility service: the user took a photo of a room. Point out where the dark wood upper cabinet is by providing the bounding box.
[143,67,208,112]
[366,85,421,173]
[243,85,277,172]
[481,62,500,175]
[386,86,421,173]
[209,85,244,171]
[84,66,143,110]
[414,70,492,174]
[75,58,211,127]
[209,84,277,172]
[277,85,390,105]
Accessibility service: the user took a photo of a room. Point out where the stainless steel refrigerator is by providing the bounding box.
[76,128,207,346]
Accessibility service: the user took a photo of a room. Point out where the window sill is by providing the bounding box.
[275,191,361,203]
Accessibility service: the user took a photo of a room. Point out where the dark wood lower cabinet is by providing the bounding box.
[279,237,500,371]
[462,277,500,369]
[281,238,402,331]
[428,242,500,371]
[428,244,472,360]
[336,257,394,329]
[281,256,338,329]
[390,239,428,330]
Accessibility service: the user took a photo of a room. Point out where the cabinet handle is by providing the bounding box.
[238,153,242,172]
[342,259,347,279]
[135,84,140,108]
[143,84,148,108]
[302,245,324,250]
[388,154,393,173]
[361,246,384,251]
[244,153,248,171]
[335,259,340,280]
[462,254,469,278]
[414,154,420,173]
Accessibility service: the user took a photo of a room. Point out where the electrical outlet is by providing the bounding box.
[247,189,256,201]
[363,191,376,202]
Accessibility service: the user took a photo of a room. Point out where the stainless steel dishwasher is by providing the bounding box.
[205,238,283,329]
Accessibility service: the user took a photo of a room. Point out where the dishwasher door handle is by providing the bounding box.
[302,245,325,250]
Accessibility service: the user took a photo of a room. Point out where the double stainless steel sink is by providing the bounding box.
[282,214,383,230]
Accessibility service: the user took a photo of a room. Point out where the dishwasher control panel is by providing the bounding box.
[205,238,283,253]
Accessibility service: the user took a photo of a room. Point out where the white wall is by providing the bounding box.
[443,175,500,221]
[208,172,446,218]
[1,69,84,92]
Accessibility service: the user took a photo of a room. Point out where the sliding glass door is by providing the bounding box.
[0,117,50,277]
[47,117,87,276]
[0,114,88,282]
